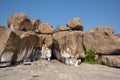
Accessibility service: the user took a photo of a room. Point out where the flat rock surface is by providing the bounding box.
[0,60,120,80]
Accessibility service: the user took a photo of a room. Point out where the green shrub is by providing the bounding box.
[53,28,59,33]
[52,25,60,33]
[85,49,99,64]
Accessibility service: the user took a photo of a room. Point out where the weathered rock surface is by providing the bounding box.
[83,26,120,55]
[66,18,83,31]
[0,28,39,67]
[31,19,41,33]
[0,24,5,29]
[53,31,85,65]
[36,34,53,60]
[15,31,39,62]
[0,28,19,67]
[37,23,53,34]
[83,26,120,68]
[1,12,120,68]
[115,34,120,38]
[7,13,33,31]
[97,55,120,68]
[87,26,115,34]
[58,26,71,31]
[38,35,52,48]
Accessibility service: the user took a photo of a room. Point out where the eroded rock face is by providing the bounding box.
[83,26,120,68]
[97,55,120,68]
[0,28,18,67]
[0,28,39,67]
[31,19,41,33]
[7,13,33,31]
[66,18,83,31]
[1,13,120,68]
[36,34,53,60]
[15,31,39,62]
[83,26,120,55]
[53,31,85,66]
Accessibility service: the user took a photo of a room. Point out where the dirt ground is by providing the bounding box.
[0,60,120,80]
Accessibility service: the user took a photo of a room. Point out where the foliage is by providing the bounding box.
[53,28,59,33]
[84,48,99,64]
[52,25,61,33]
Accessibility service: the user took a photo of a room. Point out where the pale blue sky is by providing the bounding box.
[0,0,120,33]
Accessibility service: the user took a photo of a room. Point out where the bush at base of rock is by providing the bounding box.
[83,26,120,55]
[85,49,99,64]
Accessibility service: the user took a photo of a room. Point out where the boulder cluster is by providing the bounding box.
[0,13,120,68]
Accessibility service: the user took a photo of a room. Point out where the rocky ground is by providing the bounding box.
[0,60,120,80]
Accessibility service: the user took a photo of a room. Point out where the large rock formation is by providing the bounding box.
[0,12,120,68]
[83,26,120,67]
[66,18,83,31]
[31,19,53,61]
[0,28,39,67]
[0,28,18,67]
[53,31,85,66]
[36,34,53,60]
[7,13,33,31]
[83,26,120,54]
[15,31,39,62]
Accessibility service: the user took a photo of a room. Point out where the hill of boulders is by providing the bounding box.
[0,13,120,68]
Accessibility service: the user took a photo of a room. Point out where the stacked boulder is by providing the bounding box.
[66,18,83,31]
[0,13,39,67]
[0,13,120,68]
[0,13,53,67]
[83,26,120,68]
[53,19,120,67]
[7,13,33,31]
[53,18,85,66]
[31,19,53,61]
[0,27,39,67]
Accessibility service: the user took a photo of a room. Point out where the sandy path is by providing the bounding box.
[0,60,120,80]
